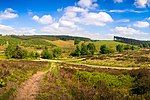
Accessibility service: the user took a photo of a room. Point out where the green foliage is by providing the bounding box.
[5,45,27,59]
[100,45,113,54]
[130,69,150,95]
[12,46,27,59]
[27,51,40,59]
[80,43,88,55]
[53,48,62,58]
[41,49,53,59]
[87,43,96,55]
[5,44,16,58]
[74,39,81,45]
[116,44,124,52]
[0,79,6,88]
[70,45,81,57]
[75,71,134,88]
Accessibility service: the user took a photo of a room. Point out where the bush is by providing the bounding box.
[80,43,88,55]
[12,46,27,59]
[0,79,6,87]
[5,45,27,59]
[87,43,96,55]
[100,45,113,54]
[53,48,62,58]
[130,69,150,95]
[116,44,124,52]
[41,49,53,59]
[28,51,40,59]
[5,44,16,58]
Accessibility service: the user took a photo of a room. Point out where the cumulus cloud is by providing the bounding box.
[108,9,147,13]
[113,27,146,35]
[0,8,18,21]
[112,26,150,40]
[133,21,149,28]
[78,0,98,9]
[114,0,123,3]
[81,12,113,26]
[134,0,150,8]
[0,24,37,35]
[32,15,54,24]
[116,19,130,22]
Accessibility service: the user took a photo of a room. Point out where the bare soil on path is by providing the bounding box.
[15,72,44,100]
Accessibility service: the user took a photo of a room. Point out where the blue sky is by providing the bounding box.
[0,0,150,40]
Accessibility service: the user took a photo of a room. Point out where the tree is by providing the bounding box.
[41,48,53,59]
[80,43,88,55]
[87,43,96,55]
[74,39,81,45]
[70,45,81,57]
[53,48,62,58]
[5,44,16,58]
[12,46,27,59]
[100,45,111,54]
[116,44,124,52]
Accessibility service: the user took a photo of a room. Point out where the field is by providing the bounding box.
[0,35,150,100]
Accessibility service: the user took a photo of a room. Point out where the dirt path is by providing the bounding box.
[15,63,55,100]
[15,72,44,100]
[34,59,150,70]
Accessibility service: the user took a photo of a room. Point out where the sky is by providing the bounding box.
[0,0,150,40]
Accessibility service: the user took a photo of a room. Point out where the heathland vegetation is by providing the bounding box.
[0,35,149,100]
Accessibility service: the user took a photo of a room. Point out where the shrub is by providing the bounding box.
[53,48,62,58]
[41,49,53,59]
[87,43,96,55]
[12,46,27,59]
[100,45,113,54]
[116,44,124,52]
[80,43,88,55]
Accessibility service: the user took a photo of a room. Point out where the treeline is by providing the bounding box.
[71,42,136,57]
[114,36,150,48]
[9,35,91,41]
[5,44,62,59]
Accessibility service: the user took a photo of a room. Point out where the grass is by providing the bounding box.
[0,60,49,100]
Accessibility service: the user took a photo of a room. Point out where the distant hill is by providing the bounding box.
[9,35,91,41]
[114,36,150,48]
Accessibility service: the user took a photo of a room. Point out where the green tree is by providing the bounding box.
[70,45,81,57]
[87,43,96,55]
[116,44,124,52]
[41,48,53,59]
[80,43,88,55]
[74,39,81,45]
[53,48,62,58]
[12,46,27,59]
[100,45,112,54]
[5,44,16,58]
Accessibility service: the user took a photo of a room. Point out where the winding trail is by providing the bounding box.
[15,63,55,100]
[15,72,44,100]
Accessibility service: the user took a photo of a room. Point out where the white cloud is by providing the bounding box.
[57,8,63,12]
[113,27,147,35]
[78,0,98,9]
[0,24,37,35]
[0,8,18,21]
[0,24,15,32]
[134,0,150,8]
[32,15,54,24]
[81,12,113,26]
[133,21,149,28]
[108,9,147,13]
[114,0,123,3]
[112,26,150,40]
[116,19,130,22]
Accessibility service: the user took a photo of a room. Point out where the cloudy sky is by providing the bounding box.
[0,0,150,40]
